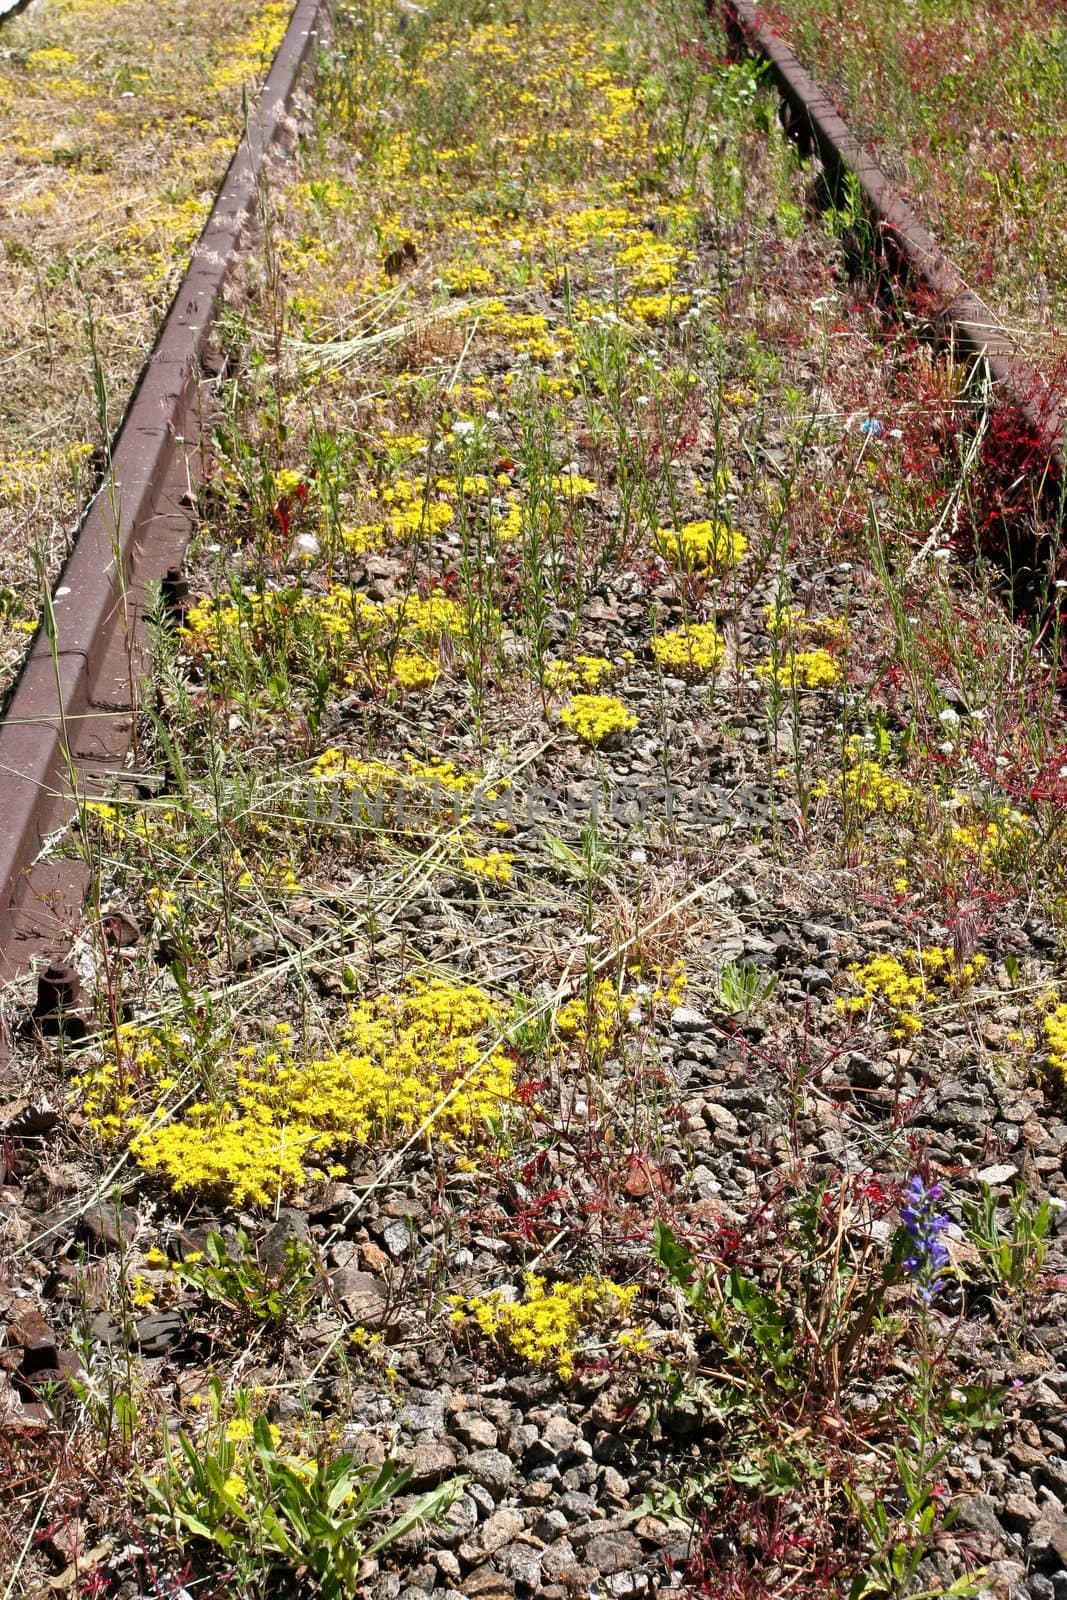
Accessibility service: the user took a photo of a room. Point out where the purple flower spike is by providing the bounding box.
[900,1173,950,1304]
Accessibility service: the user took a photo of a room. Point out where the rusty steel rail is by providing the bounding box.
[0,0,323,984]
[724,0,1064,483]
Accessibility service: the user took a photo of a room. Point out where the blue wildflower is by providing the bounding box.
[900,1174,950,1304]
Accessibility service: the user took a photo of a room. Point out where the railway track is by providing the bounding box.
[725,0,1064,490]
[0,0,1060,988]
[0,0,323,993]
[2,3,1067,1595]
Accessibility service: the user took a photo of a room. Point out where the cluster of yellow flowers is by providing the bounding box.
[757,647,841,690]
[763,602,846,642]
[207,0,290,92]
[626,292,691,323]
[615,236,690,289]
[462,849,515,885]
[812,737,914,816]
[654,519,746,573]
[79,982,518,1206]
[544,654,624,692]
[651,622,724,680]
[837,946,986,1039]
[181,582,474,698]
[839,756,914,815]
[555,977,637,1057]
[553,963,686,1056]
[479,302,574,363]
[451,1272,638,1380]
[548,472,598,500]
[443,261,496,294]
[1043,1002,1067,1090]
[947,811,1031,869]
[558,693,638,746]
[310,750,508,838]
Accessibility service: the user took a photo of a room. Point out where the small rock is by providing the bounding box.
[458,1506,525,1562]
[977,1164,1019,1187]
[534,1508,568,1542]
[453,1413,497,1450]
[333,1269,390,1326]
[540,1415,581,1456]
[401,1565,436,1596]
[584,1529,644,1575]
[467,1481,497,1518]
[258,1208,310,1273]
[467,1448,514,1499]
[434,1550,462,1583]
[7,1302,55,1355]
[952,1492,1002,1540]
[461,1567,515,1598]
[1028,1514,1067,1569]
[1002,1490,1042,1535]
[407,1439,457,1490]
[500,1543,543,1589]
[381,1221,413,1257]
[671,1006,707,1035]
[541,1539,579,1584]
[0,1097,58,1138]
[598,1465,629,1503]
[436,1494,479,1549]
[134,1311,184,1355]
[362,1241,391,1274]
[88,1313,123,1346]
[606,1574,639,1598]
[703,1102,739,1136]
[77,1204,139,1252]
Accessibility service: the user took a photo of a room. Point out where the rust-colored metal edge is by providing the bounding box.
[0,0,323,989]
[724,0,1064,480]
[0,0,35,28]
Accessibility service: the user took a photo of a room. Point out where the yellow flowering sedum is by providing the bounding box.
[947,811,1031,870]
[549,472,598,500]
[391,649,439,691]
[840,756,913,814]
[651,622,724,680]
[462,849,515,884]
[1043,1004,1067,1090]
[837,946,986,1039]
[181,583,475,700]
[626,292,691,323]
[558,693,637,747]
[80,981,516,1207]
[555,977,636,1056]
[811,737,914,816]
[544,654,626,692]
[654,519,746,574]
[451,1272,637,1380]
[757,648,841,690]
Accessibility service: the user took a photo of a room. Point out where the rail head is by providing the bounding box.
[0,0,324,981]
[723,0,1064,478]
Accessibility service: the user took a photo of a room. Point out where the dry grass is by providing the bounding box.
[0,0,292,693]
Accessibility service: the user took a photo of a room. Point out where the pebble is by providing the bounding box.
[457,1506,525,1562]
[406,1440,457,1490]
[976,1163,1019,1186]
[583,1528,645,1574]
[467,1448,515,1499]
[333,1269,390,1326]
